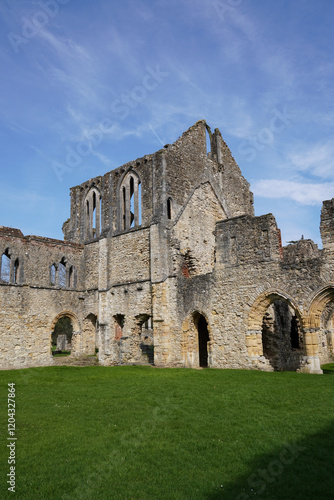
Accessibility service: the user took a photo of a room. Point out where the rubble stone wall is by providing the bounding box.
[1,120,334,373]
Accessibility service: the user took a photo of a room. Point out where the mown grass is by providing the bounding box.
[1,366,334,499]
[321,363,334,374]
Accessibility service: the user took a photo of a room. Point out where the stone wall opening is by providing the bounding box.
[167,197,173,220]
[197,314,209,367]
[85,187,101,240]
[1,249,11,283]
[319,301,334,361]
[120,172,141,230]
[140,315,154,364]
[182,311,211,368]
[51,316,73,356]
[261,300,303,371]
[13,258,19,284]
[82,314,98,355]
[59,258,67,288]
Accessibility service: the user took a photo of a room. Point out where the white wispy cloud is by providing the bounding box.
[252,179,334,205]
[288,141,334,180]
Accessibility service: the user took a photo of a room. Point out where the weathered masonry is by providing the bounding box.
[1,120,334,373]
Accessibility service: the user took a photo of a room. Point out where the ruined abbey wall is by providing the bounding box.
[1,120,334,373]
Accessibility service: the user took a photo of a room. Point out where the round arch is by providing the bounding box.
[50,311,80,357]
[248,290,303,331]
[305,285,334,329]
[246,290,305,371]
[50,310,80,333]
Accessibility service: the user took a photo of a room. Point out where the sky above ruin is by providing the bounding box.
[0,0,333,245]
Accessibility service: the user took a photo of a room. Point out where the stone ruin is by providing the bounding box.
[1,120,334,373]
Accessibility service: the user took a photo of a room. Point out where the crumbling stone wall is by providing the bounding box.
[172,182,226,276]
[1,120,334,374]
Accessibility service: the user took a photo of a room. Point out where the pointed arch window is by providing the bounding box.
[59,258,67,288]
[1,249,11,283]
[120,172,141,230]
[50,264,57,286]
[13,258,20,284]
[85,187,102,240]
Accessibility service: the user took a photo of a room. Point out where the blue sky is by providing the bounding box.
[1,0,334,245]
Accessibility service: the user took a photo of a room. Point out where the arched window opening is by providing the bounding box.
[92,191,97,237]
[59,258,67,288]
[13,259,19,284]
[167,197,172,220]
[130,176,135,228]
[85,187,101,240]
[138,182,142,225]
[68,266,75,288]
[120,172,142,230]
[51,316,73,356]
[100,196,103,234]
[1,249,11,283]
[50,264,57,286]
[122,187,126,230]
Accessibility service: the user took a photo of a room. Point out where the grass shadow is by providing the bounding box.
[206,420,334,500]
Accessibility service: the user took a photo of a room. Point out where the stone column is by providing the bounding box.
[245,330,263,356]
[304,329,319,356]
[302,328,323,374]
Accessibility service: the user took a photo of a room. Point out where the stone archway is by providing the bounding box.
[261,299,303,370]
[306,286,334,365]
[247,291,304,371]
[182,311,211,368]
[50,311,80,357]
[51,317,73,355]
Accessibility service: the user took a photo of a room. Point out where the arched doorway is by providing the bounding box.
[197,314,210,367]
[247,292,304,371]
[182,312,210,368]
[51,316,73,356]
[50,312,80,357]
[307,287,334,363]
[261,299,303,371]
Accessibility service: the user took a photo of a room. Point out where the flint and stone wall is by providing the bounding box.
[1,120,334,373]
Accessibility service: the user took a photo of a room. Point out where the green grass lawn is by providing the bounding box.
[1,366,334,499]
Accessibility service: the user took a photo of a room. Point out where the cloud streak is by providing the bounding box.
[252,179,334,205]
